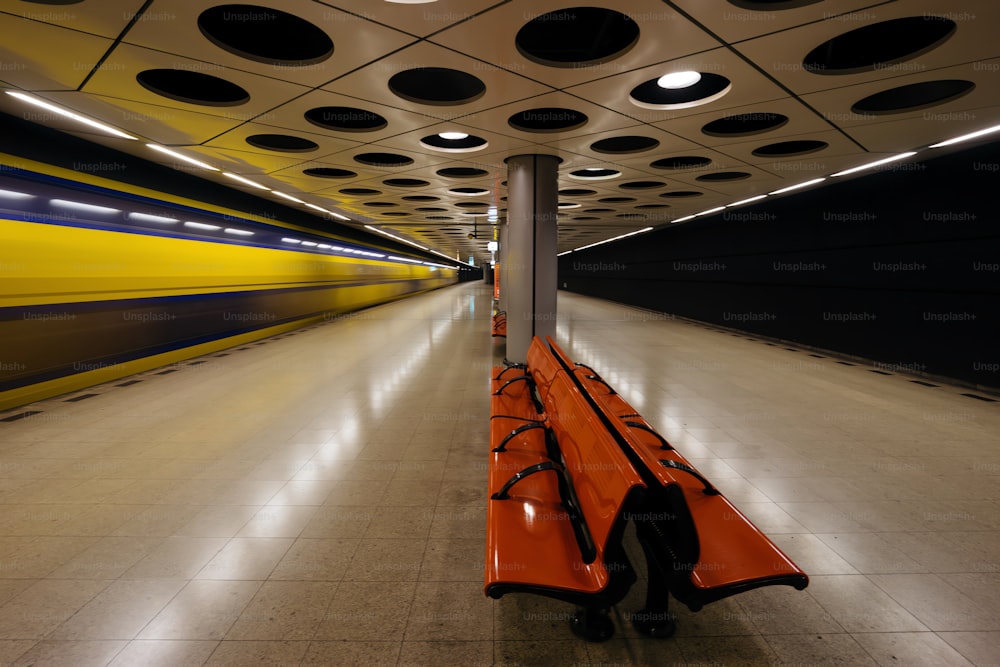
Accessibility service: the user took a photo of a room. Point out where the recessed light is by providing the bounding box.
[657,71,701,89]
[438,132,469,140]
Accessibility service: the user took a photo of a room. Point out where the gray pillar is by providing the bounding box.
[497,220,508,313]
[505,154,559,363]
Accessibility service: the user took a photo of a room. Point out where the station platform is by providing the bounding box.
[0,281,997,666]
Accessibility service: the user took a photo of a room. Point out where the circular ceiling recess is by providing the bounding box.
[388,67,486,105]
[339,188,381,195]
[559,188,597,196]
[402,195,440,202]
[437,167,489,178]
[383,178,429,188]
[599,196,636,203]
[381,211,410,217]
[450,187,490,196]
[419,133,488,152]
[245,134,318,152]
[803,17,957,75]
[363,201,398,208]
[568,168,620,181]
[426,215,453,220]
[304,167,356,179]
[660,191,704,198]
[651,156,712,170]
[304,106,387,132]
[696,171,752,182]
[620,181,665,190]
[590,135,660,154]
[515,7,640,67]
[752,140,829,157]
[636,203,670,209]
[851,80,975,115]
[584,208,614,213]
[416,207,447,212]
[702,113,788,137]
[353,152,414,167]
[136,69,249,106]
[727,0,824,10]
[630,73,732,110]
[508,108,588,132]
[198,5,333,66]
[455,201,489,209]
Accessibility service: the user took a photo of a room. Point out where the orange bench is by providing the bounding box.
[491,310,506,337]
[486,339,646,640]
[546,336,808,637]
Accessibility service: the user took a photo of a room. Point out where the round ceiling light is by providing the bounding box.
[657,71,701,89]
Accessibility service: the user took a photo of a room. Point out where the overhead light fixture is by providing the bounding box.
[657,71,702,89]
[127,212,177,224]
[769,178,826,195]
[183,221,220,231]
[363,224,429,250]
[574,227,652,252]
[281,237,302,244]
[330,212,350,221]
[50,199,119,215]
[696,206,726,216]
[223,172,269,190]
[557,250,573,256]
[0,188,33,199]
[147,144,219,171]
[6,91,138,140]
[929,124,1000,148]
[272,191,304,204]
[672,215,696,223]
[389,255,423,263]
[224,228,254,236]
[831,152,917,177]
[438,132,469,140]
[727,195,768,207]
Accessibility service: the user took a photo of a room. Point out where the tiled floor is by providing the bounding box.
[0,281,997,666]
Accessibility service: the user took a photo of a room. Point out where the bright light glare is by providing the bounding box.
[929,124,1000,148]
[50,199,119,215]
[183,221,220,230]
[438,132,469,140]
[223,172,270,190]
[6,91,137,140]
[831,152,917,177]
[127,212,177,224]
[146,144,219,171]
[657,71,701,89]
[769,178,826,195]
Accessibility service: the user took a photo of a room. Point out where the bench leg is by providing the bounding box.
[569,606,615,642]
[632,521,678,638]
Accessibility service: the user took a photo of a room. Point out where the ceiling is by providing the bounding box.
[0,0,997,265]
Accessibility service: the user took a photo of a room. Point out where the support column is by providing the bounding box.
[497,220,509,311]
[505,154,559,363]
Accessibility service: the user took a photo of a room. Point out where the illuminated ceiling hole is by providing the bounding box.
[660,191,703,198]
[437,167,489,178]
[402,195,439,202]
[619,181,665,190]
[383,178,429,187]
[388,67,485,105]
[339,187,381,195]
[455,201,489,209]
[449,187,490,196]
[636,203,670,209]
[363,201,399,207]
[303,167,356,178]
[651,156,712,169]
[629,73,732,110]
[727,0,824,10]
[702,113,788,137]
[752,140,828,157]
[559,188,597,196]
[515,8,639,67]
[851,80,975,115]
[419,133,488,152]
[304,106,387,132]
[584,208,614,213]
[599,196,635,203]
[197,5,333,66]
[590,135,660,154]
[696,171,751,182]
[508,108,588,132]
[245,134,318,152]
[416,207,447,212]
[568,168,620,180]
[136,69,249,106]
[803,17,957,75]
[353,152,414,167]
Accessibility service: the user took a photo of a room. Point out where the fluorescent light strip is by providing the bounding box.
[697,206,726,216]
[389,255,422,263]
[557,250,573,256]
[281,237,302,244]
[183,221,220,231]
[305,203,331,214]
[272,191,304,204]
[574,227,652,252]
[831,152,917,177]
[146,144,219,171]
[672,215,696,223]
[0,188,33,199]
[6,91,137,140]
[127,212,177,224]
[363,224,428,250]
[769,178,826,195]
[224,228,254,236]
[929,124,1000,148]
[50,199,119,215]
[301,241,318,247]
[222,172,269,190]
[330,212,350,221]
[727,195,768,207]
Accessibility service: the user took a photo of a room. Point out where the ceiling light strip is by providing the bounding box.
[5,91,137,140]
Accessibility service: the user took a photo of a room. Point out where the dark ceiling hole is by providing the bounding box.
[650,156,712,169]
[402,195,440,202]
[339,188,381,195]
[559,188,597,196]
[702,113,788,137]
[450,187,489,195]
[136,69,249,106]
[752,140,829,157]
[598,197,636,203]
[198,5,333,66]
[696,171,752,182]
[590,135,660,154]
[353,152,414,167]
[619,181,665,190]
[515,7,640,67]
[570,168,618,178]
[636,203,670,209]
[437,167,489,178]
[419,134,488,150]
[455,201,489,209]
[851,80,975,115]
[660,191,704,198]
[363,202,398,207]
[388,67,486,106]
[416,207,448,212]
[508,108,588,132]
[727,0,824,10]
[804,17,957,75]
[572,216,600,221]
[304,106,387,132]
[381,211,410,217]
[584,208,614,213]
[426,216,453,220]
[245,134,318,152]
[383,178,429,187]
[303,167,356,178]
[629,73,731,108]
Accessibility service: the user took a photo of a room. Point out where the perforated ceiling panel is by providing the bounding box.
[0,0,997,263]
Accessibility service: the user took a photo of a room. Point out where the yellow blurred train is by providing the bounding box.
[0,157,458,411]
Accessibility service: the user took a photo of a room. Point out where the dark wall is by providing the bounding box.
[559,141,1000,389]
